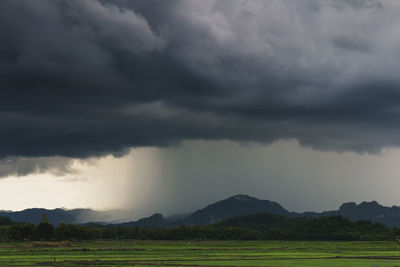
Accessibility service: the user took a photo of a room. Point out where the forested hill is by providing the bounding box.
[301,201,400,227]
[216,213,394,241]
[180,194,290,226]
[0,209,125,226]
[118,194,289,228]
[120,195,400,228]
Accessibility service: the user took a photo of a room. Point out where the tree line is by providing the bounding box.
[0,213,399,241]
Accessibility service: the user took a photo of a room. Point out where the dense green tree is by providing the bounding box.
[8,223,33,241]
[0,216,12,226]
[32,222,54,240]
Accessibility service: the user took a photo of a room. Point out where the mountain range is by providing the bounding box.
[120,195,400,228]
[2,195,400,227]
[0,208,126,226]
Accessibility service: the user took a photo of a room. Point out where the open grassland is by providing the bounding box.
[1,240,400,266]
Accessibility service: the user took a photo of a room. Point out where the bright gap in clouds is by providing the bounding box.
[1,140,400,220]
[0,155,134,211]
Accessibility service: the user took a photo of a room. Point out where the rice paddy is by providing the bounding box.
[1,240,400,266]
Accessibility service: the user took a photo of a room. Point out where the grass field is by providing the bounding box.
[1,240,400,266]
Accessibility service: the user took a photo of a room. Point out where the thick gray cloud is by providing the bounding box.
[0,157,75,177]
[1,0,400,174]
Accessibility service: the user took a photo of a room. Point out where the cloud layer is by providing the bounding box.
[2,0,400,166]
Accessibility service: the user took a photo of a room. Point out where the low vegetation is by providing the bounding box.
[1,213,399,242]
[1,213,400,266]
[1,240,400,266]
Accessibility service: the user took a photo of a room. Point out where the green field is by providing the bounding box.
[1,240,400,266]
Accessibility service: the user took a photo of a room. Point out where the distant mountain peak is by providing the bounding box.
[118,213,165,228]
[178,194,290,226]
[149,213,163,220]
[339,202,357,210]
[230,194,258,201]
[340,201,383,211]
[359,200,382,208]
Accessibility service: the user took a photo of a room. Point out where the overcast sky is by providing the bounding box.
[1,0,400,217]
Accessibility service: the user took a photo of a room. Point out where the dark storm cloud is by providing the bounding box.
[1,0,400,175]
[0,157,75,177]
